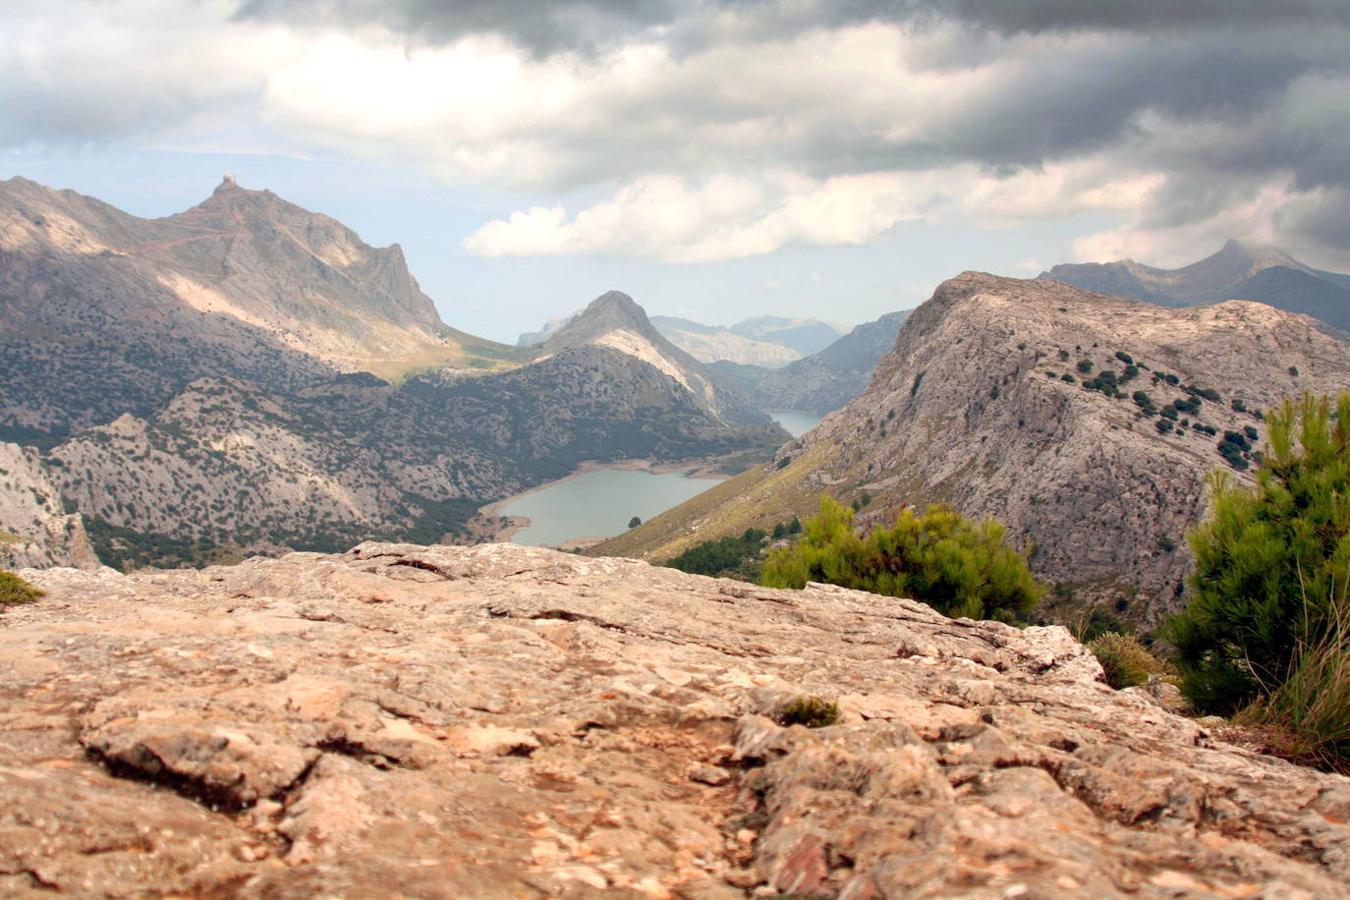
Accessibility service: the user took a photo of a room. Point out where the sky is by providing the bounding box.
[2,1,1348,343]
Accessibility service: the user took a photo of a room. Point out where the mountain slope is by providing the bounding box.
[1041,239,1350,332]
[596,273,1350,626]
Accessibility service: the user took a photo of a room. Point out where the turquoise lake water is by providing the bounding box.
[500,468,725,547]
[769,410,824,437]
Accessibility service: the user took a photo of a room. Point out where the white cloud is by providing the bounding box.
[464,171,929,262]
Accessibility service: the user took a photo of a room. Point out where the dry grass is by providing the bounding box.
[1088,632,1173,689]
[1237,606,1350,774]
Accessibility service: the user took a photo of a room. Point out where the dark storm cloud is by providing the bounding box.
[235,0,1350,56]
[233,0,687,55]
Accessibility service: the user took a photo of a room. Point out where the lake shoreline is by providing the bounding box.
[476,457,729,546]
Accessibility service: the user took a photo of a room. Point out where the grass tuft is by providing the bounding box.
[0,570,44,607]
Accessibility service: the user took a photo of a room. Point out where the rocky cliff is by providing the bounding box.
[4,543,1347,897]
[0,443,96,569]
[598,273,1350,627]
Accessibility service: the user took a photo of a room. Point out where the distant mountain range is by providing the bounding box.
[1041,239,1350,333]
[0,177,783,567]
[596,272,1350,627]
[712,311,912,416]
[521,311,846,369]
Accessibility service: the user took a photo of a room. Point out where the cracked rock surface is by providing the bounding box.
[4,542,1349,897]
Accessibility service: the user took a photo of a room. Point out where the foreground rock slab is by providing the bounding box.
[3,543,1348,898]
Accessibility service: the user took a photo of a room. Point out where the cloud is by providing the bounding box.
[234,1,1350,57]
[0,0,291,147]
[464,172,927,262]
[1,1,1348,267]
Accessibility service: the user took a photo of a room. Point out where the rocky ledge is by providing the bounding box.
[3,544,1348,898]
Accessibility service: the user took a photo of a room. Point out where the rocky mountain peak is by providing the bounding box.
[543,290,666,351]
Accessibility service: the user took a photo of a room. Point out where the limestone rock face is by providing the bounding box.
[0,442,96,569]
[4,543,1347,897]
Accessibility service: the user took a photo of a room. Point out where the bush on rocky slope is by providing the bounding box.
[1167,392,1350,771]
[760,496,1043,621]
[0,569,43,606]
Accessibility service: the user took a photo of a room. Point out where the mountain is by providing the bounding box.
[729,315,845,355]
[11,541,1348,895]
[0,179,784,566]
[1041,239,1350,332]
[649,316,802,367]
[0,442,97,569]
[595,273,1350,627]
[538,292,774,428]
[736,310,911,415]
[522,312,846,368]
[0,175,521,445]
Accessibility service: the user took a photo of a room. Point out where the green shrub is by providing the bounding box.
[1088,632,1170,689]
[0,570,43,607]
[1076,359,1094,374]
[760,497,1042,621]
[1166,393,1350,735]
[665,527,768,579]
[775,695,841,728]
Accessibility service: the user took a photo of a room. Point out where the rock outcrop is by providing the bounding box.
[4,543,1348,896]
[0,442,96,569]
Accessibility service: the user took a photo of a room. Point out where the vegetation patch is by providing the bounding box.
[775,695,841,728]
[0,570,44,607]
[760,496,1042,622]
[1166,393,1350,772]
[1088,632,1171,689]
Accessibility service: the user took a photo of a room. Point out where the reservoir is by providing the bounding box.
[769,410,824,437]
[499,467,725,547]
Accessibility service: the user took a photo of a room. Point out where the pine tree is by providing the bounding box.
[1167,393,1350,714]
